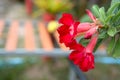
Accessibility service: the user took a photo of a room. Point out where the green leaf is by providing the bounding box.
[109,14,120,28]
[92,5,100,17]
[107,2,120,16]
[111,0,120,5]
[110,11,120,26]
[99,7,107,24]
[107,0,120,27]
[113,37,120,57]
[105,14,115,23]
[107,27,117,37]
[99,7,106,19]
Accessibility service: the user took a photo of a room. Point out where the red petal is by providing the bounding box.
[66,39,84,50]
[79,52,94,72]
[73,22,80,36]
[60,34,73,43]
[57,25,73,44]
[57,25,70,35]
[69,50,84,65]
[69,51,78,60]
[80,58,89,71]
[59,13,74,26]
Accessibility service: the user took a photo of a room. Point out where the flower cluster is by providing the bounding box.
[57,10,102,72]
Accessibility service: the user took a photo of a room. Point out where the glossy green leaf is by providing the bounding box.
[107,27,117,37]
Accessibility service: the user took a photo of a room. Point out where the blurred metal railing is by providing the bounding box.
[0,48,70,57]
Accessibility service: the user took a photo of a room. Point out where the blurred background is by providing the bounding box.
[0,0,120,80]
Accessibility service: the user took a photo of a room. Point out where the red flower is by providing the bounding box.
[57,10,100,72]
[57,13,84,50]
[69,35,98,71]
[69,50,94,72]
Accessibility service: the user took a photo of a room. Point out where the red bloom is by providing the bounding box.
[69,35,98,71]
[57,11,100,72]
[69,50,94,72]
[57,13,84,50]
